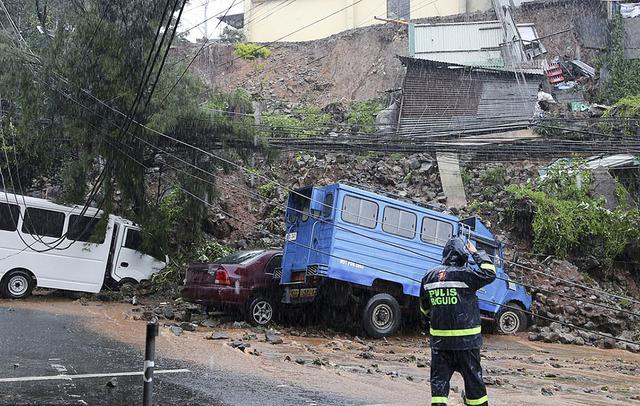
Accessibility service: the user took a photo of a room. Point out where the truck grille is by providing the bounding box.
[273,268,282,279]
[307,265,318,276]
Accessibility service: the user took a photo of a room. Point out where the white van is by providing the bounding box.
[0,192,166,299]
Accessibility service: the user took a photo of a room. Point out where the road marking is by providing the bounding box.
[0,369,190,383]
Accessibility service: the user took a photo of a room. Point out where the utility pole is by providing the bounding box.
[199,0,211,40]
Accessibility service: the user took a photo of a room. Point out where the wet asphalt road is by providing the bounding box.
[0,306,361,406]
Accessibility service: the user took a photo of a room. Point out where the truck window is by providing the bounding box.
[124,229,142,250]
[421,217,453,246]
[341,195,378,229]
[288,190,312,223]
[22,207,65,238]
[0,202,20,231]
[68,215,105,243]
[382,206,416,238]
[322,193,333,217]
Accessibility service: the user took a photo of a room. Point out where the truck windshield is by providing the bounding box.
[214,250,264,264]
[287,189,312,223]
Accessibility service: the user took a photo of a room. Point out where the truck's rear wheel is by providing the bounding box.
[496,302,526,334]
[362,293,401,338]
[1,269,34,299]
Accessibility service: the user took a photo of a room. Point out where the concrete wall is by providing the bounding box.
[467,0,492,13]
[244,0,488,42]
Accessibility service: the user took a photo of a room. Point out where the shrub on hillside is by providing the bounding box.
[234,42,271,60]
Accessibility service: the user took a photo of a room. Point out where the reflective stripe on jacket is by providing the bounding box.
[420,251,496,350]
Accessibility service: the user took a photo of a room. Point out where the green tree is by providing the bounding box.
[0,1,261,256]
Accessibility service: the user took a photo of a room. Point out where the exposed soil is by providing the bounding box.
[188,22,408,106]
[3,295,639,406]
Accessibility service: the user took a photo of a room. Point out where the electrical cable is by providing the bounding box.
[6,0,640,308]
[96,116,640,314]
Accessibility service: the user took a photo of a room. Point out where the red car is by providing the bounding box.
[182,249,283,326]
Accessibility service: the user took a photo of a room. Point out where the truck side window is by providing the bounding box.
[322,193,333,217]
[421,217,453,246]
[265,255,282,275]
[0,202,20,232]
[124,229,142,250]
[341,195,378,229]
[382,206,416,238]
[22,207,65,238]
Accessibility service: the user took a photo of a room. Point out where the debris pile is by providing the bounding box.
[520,259,640,353]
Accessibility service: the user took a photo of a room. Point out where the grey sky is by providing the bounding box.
[180,0,243,42]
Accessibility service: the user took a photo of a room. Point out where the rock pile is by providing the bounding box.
[522,260,640,353]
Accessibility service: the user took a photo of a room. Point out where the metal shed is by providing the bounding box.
[409,21,545,67]
[397,57,543,136]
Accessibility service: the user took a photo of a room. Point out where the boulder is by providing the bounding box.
[180,322,198,332]
[265,331,284,345]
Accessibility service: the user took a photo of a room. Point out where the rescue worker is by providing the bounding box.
[420,237,496,406]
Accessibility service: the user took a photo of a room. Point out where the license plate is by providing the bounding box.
[289,288,317,299]
[286,232,297,241]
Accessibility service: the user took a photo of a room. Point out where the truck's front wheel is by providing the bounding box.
[495,302,526,334]
[362,293,401,338]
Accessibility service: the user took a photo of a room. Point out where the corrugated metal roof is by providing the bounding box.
[411,21,544,67]
[586,154,640,169]
[397,57,542,136]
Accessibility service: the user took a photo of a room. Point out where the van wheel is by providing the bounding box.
[246,297,275,326]
[496,303,526,334]
[362,293,401,338]
[1,269,34,299]
[118,278,137,295]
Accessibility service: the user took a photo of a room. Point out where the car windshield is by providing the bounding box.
[214,250,264,264]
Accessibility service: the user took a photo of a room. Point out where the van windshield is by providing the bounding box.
[214,250,264,264]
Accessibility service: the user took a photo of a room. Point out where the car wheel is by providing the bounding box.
[247,297,275,326]
[362,293,401,338]
[496,303,526,334]
[1,269,34,299]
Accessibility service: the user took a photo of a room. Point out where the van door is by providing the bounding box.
[112,227,163,283]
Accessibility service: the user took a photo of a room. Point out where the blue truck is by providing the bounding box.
[279,183,532,338]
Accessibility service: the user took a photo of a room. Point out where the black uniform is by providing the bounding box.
[420,238,496,406]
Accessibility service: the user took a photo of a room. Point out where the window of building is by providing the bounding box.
[387,0,410,19]
[67,215,105,243]
[0,202,20,232]
[382,206,416,238]
[22,207,65,238]
[341,195,378,229]
[124,229,142,250]
[421,217,454,246]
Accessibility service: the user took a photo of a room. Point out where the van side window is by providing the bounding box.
[421,217,453,246]
[22,207,65,238]
[124,229,142,250]
[382,206,416,238]
[0,202,20,231]
[68,215,105,243]
[341,195,378,229]
[322,193,333,217]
